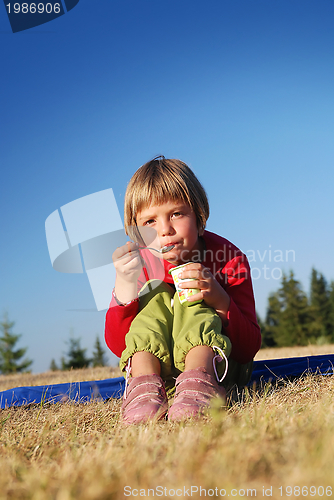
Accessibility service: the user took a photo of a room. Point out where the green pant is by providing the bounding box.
[120,281,232,390]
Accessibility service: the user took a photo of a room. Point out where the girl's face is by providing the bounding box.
[136,200,204,265]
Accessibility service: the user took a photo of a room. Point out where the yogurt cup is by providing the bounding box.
[169,262,202,305]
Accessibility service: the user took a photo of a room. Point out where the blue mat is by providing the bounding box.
[250,353,334,385]
[0,377,125,409]
[1,354,333,409]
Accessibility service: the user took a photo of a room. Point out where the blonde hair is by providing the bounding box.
[124,156,209,242]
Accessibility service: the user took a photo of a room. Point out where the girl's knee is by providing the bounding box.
[131,351,161,377]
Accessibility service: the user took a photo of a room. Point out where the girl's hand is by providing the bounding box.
[113,242,142,304]
[112,242,142,283]
[178,263,230,320]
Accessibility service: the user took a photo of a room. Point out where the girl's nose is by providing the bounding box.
[159,220,174,236]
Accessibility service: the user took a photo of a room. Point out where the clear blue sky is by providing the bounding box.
[1,0,334,373]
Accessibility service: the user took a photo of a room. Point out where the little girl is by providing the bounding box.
[105,156,261,423]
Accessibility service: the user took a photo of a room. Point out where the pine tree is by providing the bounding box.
[263,293,281,347]
[276,271,311,346]
[328,281,334,342]
[92,336,108,367]
[50,359,59,371]
[256,312,267,347]
[308,268,331,343]
[264,271,311,347]
[62,336,91,370]
[61,356,67,371]
[0,314,32,374]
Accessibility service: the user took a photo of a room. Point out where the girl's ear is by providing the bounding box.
[199,227,205,237]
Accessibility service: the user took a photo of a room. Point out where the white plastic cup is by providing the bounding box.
[169,262,202,305]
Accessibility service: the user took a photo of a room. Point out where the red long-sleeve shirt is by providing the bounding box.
[105,230,261,364]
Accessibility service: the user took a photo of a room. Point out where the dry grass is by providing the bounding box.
[1,349,334,499]
[255,343,334,360]
[0,366,122,393]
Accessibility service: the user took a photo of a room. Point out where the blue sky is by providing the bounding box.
[1,0,334,373]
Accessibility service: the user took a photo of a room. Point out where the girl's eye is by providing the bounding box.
[144,219,155,225]
[172,212,182,217]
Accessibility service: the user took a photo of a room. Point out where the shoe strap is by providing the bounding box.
[212,346,228,383]
[124,358,132,399]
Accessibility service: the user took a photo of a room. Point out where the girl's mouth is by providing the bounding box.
[160,244,175,253]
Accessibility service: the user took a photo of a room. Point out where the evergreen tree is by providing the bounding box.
[263,293,281,347]
[328,281,334,342]
[308,268,331,342]
[256,312,267,347]
[275,271,311,346]
[62,336,91,370]
[0,314,32,374]
[61,356,67,371]
[92,336,108,367]
[50,358,59,371]
[264,271,311,347]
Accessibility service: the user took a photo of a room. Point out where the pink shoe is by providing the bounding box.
[121,374,168,424]
[168,368,226,422]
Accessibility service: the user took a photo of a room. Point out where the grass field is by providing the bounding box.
[1,345,334,500]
